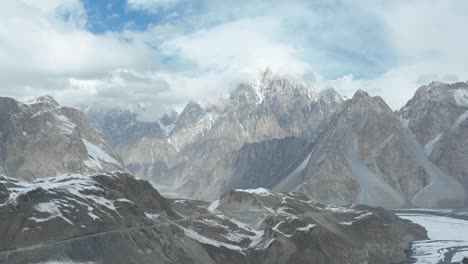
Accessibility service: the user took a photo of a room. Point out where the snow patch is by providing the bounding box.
[144,212,161,221]
[453,110,468,128]
[82,139,120,169]
[38,260,95,264]
[181,227,244,252]
[31,201,73,224]
[234,188,271,196]
[54,114,76,135]
[453,89,468,107]
[296,224,316,232]
[272,221,292,238]
[2,173,121,222]
[208,200,219,212]
[425,133,442,156]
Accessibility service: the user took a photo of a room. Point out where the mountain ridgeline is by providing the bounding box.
[86,71,468,208]
[0,96,122,181]
[1,71,466,264]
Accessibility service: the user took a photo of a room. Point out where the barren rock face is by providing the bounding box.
[196,137,311,200]
[274,88,466,208]
[159,74,345,198]
[0,96,122,181]
[86,70,345,197]
[84,76,467,208]
[273,91,429,207]
[84,106,179,181]
[401,82,468,205]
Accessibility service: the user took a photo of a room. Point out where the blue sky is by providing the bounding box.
[0,0,467,119]
[82,0,161,33]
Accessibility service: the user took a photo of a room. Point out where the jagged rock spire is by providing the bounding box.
[261,67,273,83]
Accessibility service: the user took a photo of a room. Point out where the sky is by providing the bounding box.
[1,0,467,120]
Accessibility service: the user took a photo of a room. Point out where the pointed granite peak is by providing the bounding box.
[319,87,344,104]
[178,101,205,122]
[184,101,204,111]
[261,67,273,83]
[352,89,370,101]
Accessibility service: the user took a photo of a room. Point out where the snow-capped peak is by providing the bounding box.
[21,95,59,107]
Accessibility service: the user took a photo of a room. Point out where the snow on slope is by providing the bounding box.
[82,139,121,170]
[453,88,468,107]
[1,173,122,224]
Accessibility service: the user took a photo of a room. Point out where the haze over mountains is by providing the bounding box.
[84,70,468,208]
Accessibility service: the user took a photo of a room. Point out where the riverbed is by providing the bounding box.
[395,210,468,264]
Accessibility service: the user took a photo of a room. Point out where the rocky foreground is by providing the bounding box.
[0,172,426,264]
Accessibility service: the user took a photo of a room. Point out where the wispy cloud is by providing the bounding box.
[0,0,467,119]
[126,0,181,13]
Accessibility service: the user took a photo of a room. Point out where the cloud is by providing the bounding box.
[126,0,180,13]
[0,1,160,76]
[356,0,468,108]
[1,0,468,118]
[0,1,162,105]
[162,17,310,78]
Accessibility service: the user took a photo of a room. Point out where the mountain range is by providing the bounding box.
[1,70,467,263]
[85,70,468,208]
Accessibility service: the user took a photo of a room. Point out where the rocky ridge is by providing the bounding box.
[0,96,122,181]
[0,172,426,264]
[83,72,468,208]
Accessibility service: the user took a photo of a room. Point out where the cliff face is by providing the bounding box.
[84,75,468,208]
[0,96,122,180]
[158,75,345,199]
[272,87,467,208]
[401,81,468,205]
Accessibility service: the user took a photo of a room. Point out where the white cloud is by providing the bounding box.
[336,0,468,109]
[0,1,161,104]
[126,0,180,13]
[162,17,309,78]
[1,0,468,118]
[0,1,159,77]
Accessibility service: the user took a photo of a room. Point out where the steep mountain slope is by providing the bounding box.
[85,107,178,145]
[0,172,211,264]
[0,172,426,264]
[401,81,468,205]
[84,107,180,181]
[196,137,312,199]
[85,70,345,194]
[273,90,466,208]
[0,96,122,180]
[161,72,344,198]
[83,71,467,208]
